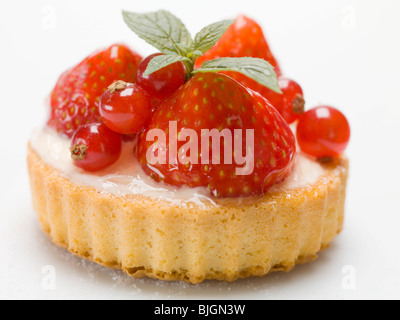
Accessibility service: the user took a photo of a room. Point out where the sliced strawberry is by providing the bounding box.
[195,15,281,76]
[137,73,296,198]
[48,44,142,137]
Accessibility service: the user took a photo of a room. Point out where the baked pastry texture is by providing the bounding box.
[28,145,348,284]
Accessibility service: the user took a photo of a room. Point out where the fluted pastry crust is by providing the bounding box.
[27,145,348,284]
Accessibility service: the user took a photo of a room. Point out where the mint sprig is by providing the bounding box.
[193,57,281,93]
[123,10,281,93]
[192,20,234,55]
[144,54,191,76]
[122,10,192,56]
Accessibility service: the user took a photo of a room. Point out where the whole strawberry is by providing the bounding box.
[137,73,296,197]
[195,15,281,76]
[48,44,142,137]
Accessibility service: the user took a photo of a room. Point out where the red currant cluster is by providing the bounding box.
[71,53,186,172]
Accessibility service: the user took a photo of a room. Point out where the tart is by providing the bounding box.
[28,11,350,284]
[28,135,348,284]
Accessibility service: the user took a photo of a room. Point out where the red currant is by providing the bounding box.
[266,78,305,124]
[297,106,350,159]
[136,53,186,103]
[70,123,122,172]
[100,81,152,135]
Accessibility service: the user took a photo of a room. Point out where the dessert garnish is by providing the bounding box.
[297,106,351,162]
[70,123,122,172]
[100,81,152,135]
[122,10,296,197]
[46,9,350,197]
[48,44,142,137]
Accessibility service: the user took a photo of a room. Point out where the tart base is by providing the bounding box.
[27,145,348,284]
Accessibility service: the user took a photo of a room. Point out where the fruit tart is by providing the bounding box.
[27,10,350,284]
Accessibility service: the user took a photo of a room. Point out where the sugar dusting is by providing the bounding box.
[51,242,276,298]
[36,226,279,298]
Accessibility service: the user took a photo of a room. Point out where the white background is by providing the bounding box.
[1,0,399,300]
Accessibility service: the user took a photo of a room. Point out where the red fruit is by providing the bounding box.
[49,44,142,137]
[194,16,293,121]
[70,123,122,172]
[264,78,305,124]
[297,106,350,159]
[216,75,305,125]
[100,81,152,135]
[137,73,296,197]
[195,15,281,76]
[137,53,186,103]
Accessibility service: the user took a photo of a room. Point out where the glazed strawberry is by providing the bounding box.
[137,73,296,197]
[49,44,142,137]
[100,80,152,135]
[195,15,281,76]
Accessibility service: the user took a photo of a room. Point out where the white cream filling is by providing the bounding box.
[30,127,325,206]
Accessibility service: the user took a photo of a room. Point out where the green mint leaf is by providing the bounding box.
[188,50,203,60]
[191,50,204,59]
[145,54,191,76]
[193,20,234,55]
[122,10,192,56]
[193,57,282,93]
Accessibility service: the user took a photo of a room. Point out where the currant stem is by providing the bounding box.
[108,80,128,93]
[293,94,305,114]
[70,144,88,161]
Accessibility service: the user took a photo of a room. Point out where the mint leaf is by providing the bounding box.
[145,54,191,76]
[193,57,282,93]
[193,20,234,55]
[122,10,192,56]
